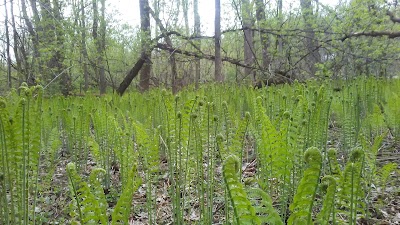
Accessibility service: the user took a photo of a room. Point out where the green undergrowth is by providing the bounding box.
[0,77,399,224]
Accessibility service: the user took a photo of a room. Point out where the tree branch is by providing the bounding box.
[155,43,254,69]
[340,31,400,41]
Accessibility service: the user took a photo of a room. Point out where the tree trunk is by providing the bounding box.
[276,0,284,74]
[93,0,106,94]
[4,0,12,88]
[300,0,321,77]
[148,7,178,93]
[214,0,223,82]
[10,0,23,83]
[99,0,107,94]
[117,57,146,95]
[52,0,70,95]
[182,0,190,35]
[81,0,89,91]
[242,0,255,80]
[40,0,56,81]
[139,0,152,91]
[21,0,40,83]
[255,0,270,71]
[194,0,201,88]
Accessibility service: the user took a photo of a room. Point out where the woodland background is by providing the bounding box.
[1,1,400,224]
[0,0,400,95]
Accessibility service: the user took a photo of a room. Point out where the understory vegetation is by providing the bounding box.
[0,77,399,224]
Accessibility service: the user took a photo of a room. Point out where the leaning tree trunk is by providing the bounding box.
[116,57,146,95]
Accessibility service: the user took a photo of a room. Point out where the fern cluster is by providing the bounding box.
[1,78,399,224]
[67,162,141,224]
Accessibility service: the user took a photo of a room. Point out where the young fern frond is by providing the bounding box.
[378,162,397,193]
[88,168,108,223]
[231,112,250,165]
[327,148,342,178]
[223,155,260,224]
[317,176,337,224]
[222,101,235,149]
[66,162,108,225]
[338,148,365,225]
[112,164,142,225]
[360,132,385,174]
[87,136,101,164]
[254,96,292,195]
[132,120,160,173]
[246,188,284,225]
[288,147,322,225]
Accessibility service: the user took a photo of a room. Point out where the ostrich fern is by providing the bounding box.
[288,147,322,225]
[67,162,141,225]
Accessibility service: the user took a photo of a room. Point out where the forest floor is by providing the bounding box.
[36,129,400,225]
[368,136,400,225]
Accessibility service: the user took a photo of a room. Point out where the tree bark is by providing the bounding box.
[182,0,190,35]
[52,0,70,95]
[255,0,270,71]
[92,0,106,94]
[10,0,23,82]
[242,0,255,80]
[4,0,12,88]
[116,57,146,95]
[21,0,40,82]
[300,0,321,77]
[99,0,107,94]
[139,0,152,91]
[80,0,90,91]
[214,0,223,82]
[194,0,201,88]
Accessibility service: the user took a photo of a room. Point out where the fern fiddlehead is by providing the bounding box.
[317,175,337,224]
[223,155,259,224]
[338,148,365,225]
[288,147,322,225]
